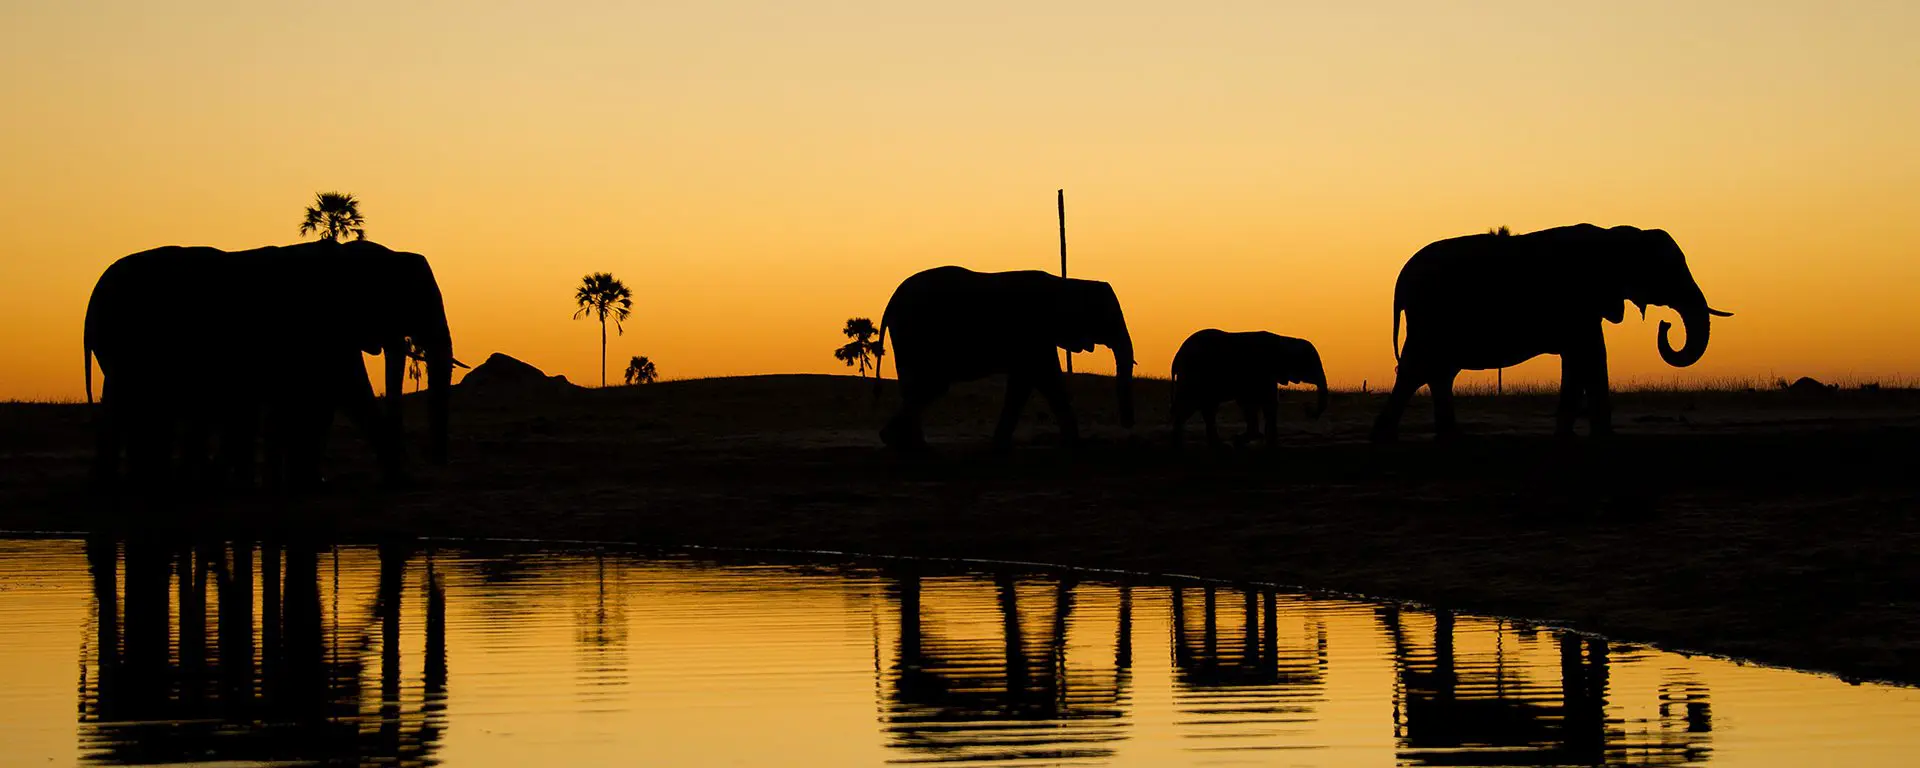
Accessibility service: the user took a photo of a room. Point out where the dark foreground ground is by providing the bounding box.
[4,374,1918,685]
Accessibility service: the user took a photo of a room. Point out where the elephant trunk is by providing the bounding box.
[384,342,406,432]
[1310,374,1329,420]
[427,349,451,463]
[1657,300,1712,368]
[1111,335,1135,429]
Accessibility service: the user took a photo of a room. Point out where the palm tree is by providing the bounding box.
[573,272,633,387]
[300,192,367,242]
[623,356,658,385]
[833,317,884,378]
[407,341,425,393]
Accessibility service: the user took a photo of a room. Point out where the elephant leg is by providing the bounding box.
[1555,355,1583,438]
[1034,372,1078,448]
[92,379,123,483]
[1234,397,1258,448]
[993,375,1036,453]
[218,404,260,490]
[1263,388,1280,447]
[1371,369,1423,443]
[124,386,172,489]
[1201,402,1220,448]
[1431,370,1460,440]
[332,353,405,486]
[1579,332,1613,437]
[882,376,941,453]
[179,412,214,489]
[1171,395,1192,448]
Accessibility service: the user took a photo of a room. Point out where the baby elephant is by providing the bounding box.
[1171,330,1329,448]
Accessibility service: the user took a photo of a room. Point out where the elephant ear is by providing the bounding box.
[1589,229,1632,325]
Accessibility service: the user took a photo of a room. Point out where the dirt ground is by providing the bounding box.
[4,373,1918,686]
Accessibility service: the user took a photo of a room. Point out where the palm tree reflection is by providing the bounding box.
[79,537,447,766]
[883,570,1131,763]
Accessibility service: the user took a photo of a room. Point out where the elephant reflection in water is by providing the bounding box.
[1169,585,1328,690]
[884,572,1131,762]
[82,537,446,766]
[1378,606,1710,766]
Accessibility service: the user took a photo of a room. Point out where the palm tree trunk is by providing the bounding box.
[600,314,608,387]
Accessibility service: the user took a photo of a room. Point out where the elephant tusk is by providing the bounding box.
[1707,307,1734,317]
[452,357,472,369]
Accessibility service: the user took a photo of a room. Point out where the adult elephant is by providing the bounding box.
[1370,224,1731,441]
[85,239,458,488]
[875,266,1135,453]
[1171,330,1328,448]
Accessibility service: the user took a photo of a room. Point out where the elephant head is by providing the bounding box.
[328,242,458,462]
[1299,344,1330,419]
[1056,278,1135,428]
[1603,227,1732,368]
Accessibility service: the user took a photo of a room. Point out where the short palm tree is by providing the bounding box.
[833,316,884,378]
[624,355,658,385]
[300,191,367,242]
[573,272,633,387]
[407,340,425,393]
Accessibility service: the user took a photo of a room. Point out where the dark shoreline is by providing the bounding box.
[4,374,1918,686]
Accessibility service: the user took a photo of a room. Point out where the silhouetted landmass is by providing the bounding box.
[1787,376,1837,395]
[458,352,580,396]
[4,375,1920,687]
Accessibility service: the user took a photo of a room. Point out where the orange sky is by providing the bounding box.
[4,2,1918,400]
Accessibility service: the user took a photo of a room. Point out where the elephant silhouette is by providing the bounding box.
[1170,329,1329,448]
[1371,224,1731,441]
[83,240,460,490]
[875,266,1135,453]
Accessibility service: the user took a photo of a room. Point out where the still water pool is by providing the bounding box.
[0,537,1913,766]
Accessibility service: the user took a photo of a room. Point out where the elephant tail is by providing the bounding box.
[872,317,889,403]
[1390,282,1405,365]
[84,346,94,405]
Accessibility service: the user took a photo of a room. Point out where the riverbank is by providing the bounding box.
[4,373,1917,685]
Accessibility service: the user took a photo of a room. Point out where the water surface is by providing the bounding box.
[0,538,1913,766]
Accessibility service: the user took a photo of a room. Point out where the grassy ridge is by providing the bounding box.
[4,373,1919,685]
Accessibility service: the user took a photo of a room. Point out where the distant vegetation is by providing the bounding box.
[833,317,884,378]
[573,272,634,388]
[624,355,658,385]
[299,191,366,242]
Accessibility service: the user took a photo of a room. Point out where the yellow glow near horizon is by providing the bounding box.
[4,2,1918,400]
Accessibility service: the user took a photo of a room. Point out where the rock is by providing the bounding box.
[458,353,579,395]
[1786,376,1837,395]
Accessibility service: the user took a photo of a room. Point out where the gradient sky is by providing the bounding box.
[4,1,1918,400]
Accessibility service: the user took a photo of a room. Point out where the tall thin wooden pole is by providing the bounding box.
[1059,188,1070,374]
